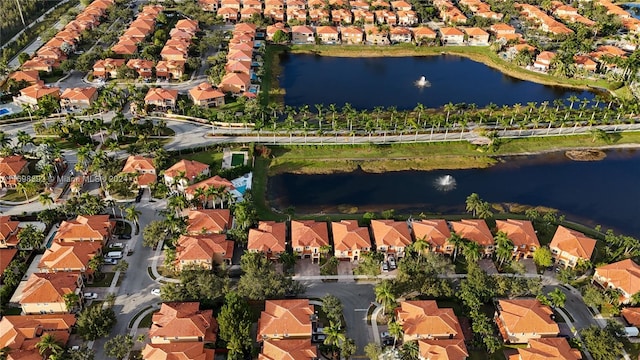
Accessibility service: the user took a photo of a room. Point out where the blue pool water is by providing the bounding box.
[0,108,11,116]
[236,185,247,194]
[45,230,57,248]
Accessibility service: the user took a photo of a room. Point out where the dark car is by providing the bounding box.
[118,234,132,240]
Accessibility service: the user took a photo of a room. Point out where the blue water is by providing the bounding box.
[280,54,596,110]
[622,3,640,19]
[236,185,247,194]
[45,230,57,248]
[0,108,11,116]
[268,149,640,237]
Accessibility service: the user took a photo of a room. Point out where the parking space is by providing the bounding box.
[295,258,320,276]
[338,260,354,276]
[479,259,498,274]
[521,258,538,274]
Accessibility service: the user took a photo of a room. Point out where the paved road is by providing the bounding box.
[304,282,375,355]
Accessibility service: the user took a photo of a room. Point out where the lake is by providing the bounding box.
[280,54,595,110]
[268,149,640,237]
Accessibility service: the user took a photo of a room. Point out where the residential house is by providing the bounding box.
[495,299,559,344]
[21,57,56,73]
[397,10,419,25]
[464,27,490,45]
[0,216,21,248]
[396,301,464,342]
[59,87,98,110]
[127,59,155,79]
[9,70,40,85]
[331,9,352,24]
[291,26,315,44]
[352,9,375,24]
[495,219,540,259]
[149,302,217,344]
[13,83,60,107]
[199,0,220,11]
[0,249,18,276]
[391,0,412,11]
[92,58,125,79]
[574,55,597,72]
[36,47,66,62]
[38,241,102,274]
[144,88,178,109]
[240,7,261,19]
[142,342,215,360]
[266,23,290,41]
[112,38,139,55]
[175,234,234,269]
[0,314,76,359]
[508,338,581,360]
[553,4,596,27]
[175,19,199,35]
[0,156,29,190]
[549,226,596,268]
[350,0,369,10]
[390,27,413,43]
[439,27,465,45]
[593,259,640,304]
[155,60,185,80]
[18,272,84,314]
[54,215,114,244]
[308,8,330,23]
[371,220,411,258]
[160,45,188,62]
[218,7,240,21]
[365,26,390,45]
[341,27,364,44]
[227,49,253,62]
[622,307,640,327]
[189,82,226,107]
[450,219,495,256]
[248,221,286,259]
[257,299,315,341]
[122,155,156,188]
[186,209,232,234]
[259,339,318,360]
[218,72,251,93]
[332,220,372,261]
[163,159,211,191]
[184,175,237,206]
[291,220,330,262]
[533,51,555,71]
[411,219,452,255]
[316,26,340,44]
[412,27,437,43]
[418,339,468,360]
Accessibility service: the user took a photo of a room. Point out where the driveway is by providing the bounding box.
[521,258,537,274]
[338,260,354,277]
[295,258,320,276]
[479,259,498,274]
[543,285,598,331]
[304,282,375,355]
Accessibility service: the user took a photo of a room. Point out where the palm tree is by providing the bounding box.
[88,254,104,272]
[125,206,141,228]
[16,130,33,153]
[567,95,579,110]
[465,193,482,217]
[461,240,481,263]
[388,321,403,348]
[375,280,397,314]
[494,231,514,268]
[413,236,430,262]
[324,321,346,360]
[547,288,566,308]
[35,334,64,357]
[62,293,80,312]
[193,187,206,208]
[449,233,465,263]
[38,193,54,209]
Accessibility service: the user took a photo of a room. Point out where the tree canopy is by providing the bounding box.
[218,292,253,360]
[76,306,116,341]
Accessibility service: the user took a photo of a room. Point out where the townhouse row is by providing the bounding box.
[111,4,164,56]
[11,82,98,111]
[217,22,262,94]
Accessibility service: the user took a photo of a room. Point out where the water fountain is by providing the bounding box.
[415,76,431,88]
[434,175,456,192]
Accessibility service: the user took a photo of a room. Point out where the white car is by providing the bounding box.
[109,242,124,249]
[104,258,118,265]
[83,292,98,300]
[151,288,161,296]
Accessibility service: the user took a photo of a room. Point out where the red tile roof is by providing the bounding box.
[19,272,81,305]
[291,220,330,249]
[187,209,232,234]
[248,221,286,254]
[150,302,217,342]
[257,300,314,341]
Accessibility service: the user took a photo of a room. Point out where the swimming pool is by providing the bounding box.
[236,185,247,194]
[0,108,11,116]
[45,230,57,248]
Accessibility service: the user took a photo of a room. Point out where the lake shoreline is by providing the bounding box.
[287,45,622,98]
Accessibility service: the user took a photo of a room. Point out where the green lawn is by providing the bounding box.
[138,312,154,328]
[170,150,224,167]
[231,153,245,167]
[1,190,32,202]
[88,272,116,287]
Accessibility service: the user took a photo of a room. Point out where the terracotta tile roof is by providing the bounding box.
[371,220,412,248]
[187,209,231,234]
[418,339,468,360]
[229,42,254,52]
[0,314,76,350]
[316,26,339,34]
[464,27,489,36]
[495,219,540,249]
[0,248,18,274]
[497,299,559,336]
[0,216,21,248]
[0,156,28,179]
[38,241,102,272]
[145,88,179,102]
[19,84,60,100]
[176,234,233,263]
[291,220,330,249]
[142,342,215,360]
[549,226,596,261]
[621,307,640,327]
[112,43,138,55]
[248,221,286,253]
[164,160,210,180]
[257,300,314,341]
[341,26,364,35]
[412,27,437,36]
[54,215,114,242]
[225,60,252,74]
[19,272,81,305]
[219,72,251,90]
[396,301,464,339]
[412,219,451,248]
[259,339,318,360]
[450,219,494,246]
[390,27,412,35]
[189,82,225,101]
[595,259,640,296]
[291,25,315,34]
[440,27,464,36]
[60,87,97,102]
[511,337,581,360]
[185,176,235,195]
[332,220,371,251]
[150,302,217,342]
[9,71,40,84]
[123,155,156,173]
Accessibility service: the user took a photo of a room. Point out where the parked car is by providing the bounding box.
[118,234,132,240]
[382,262,389,272]
[151,288,161,296]
[388,255,397,269]
[83,292,98,300]
[109,242,124,249]
[312,334,326,343]
[104,258,118,265]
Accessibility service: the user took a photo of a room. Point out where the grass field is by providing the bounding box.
[170,150,224,167]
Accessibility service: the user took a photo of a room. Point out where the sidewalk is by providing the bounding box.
[149,238,180,284]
